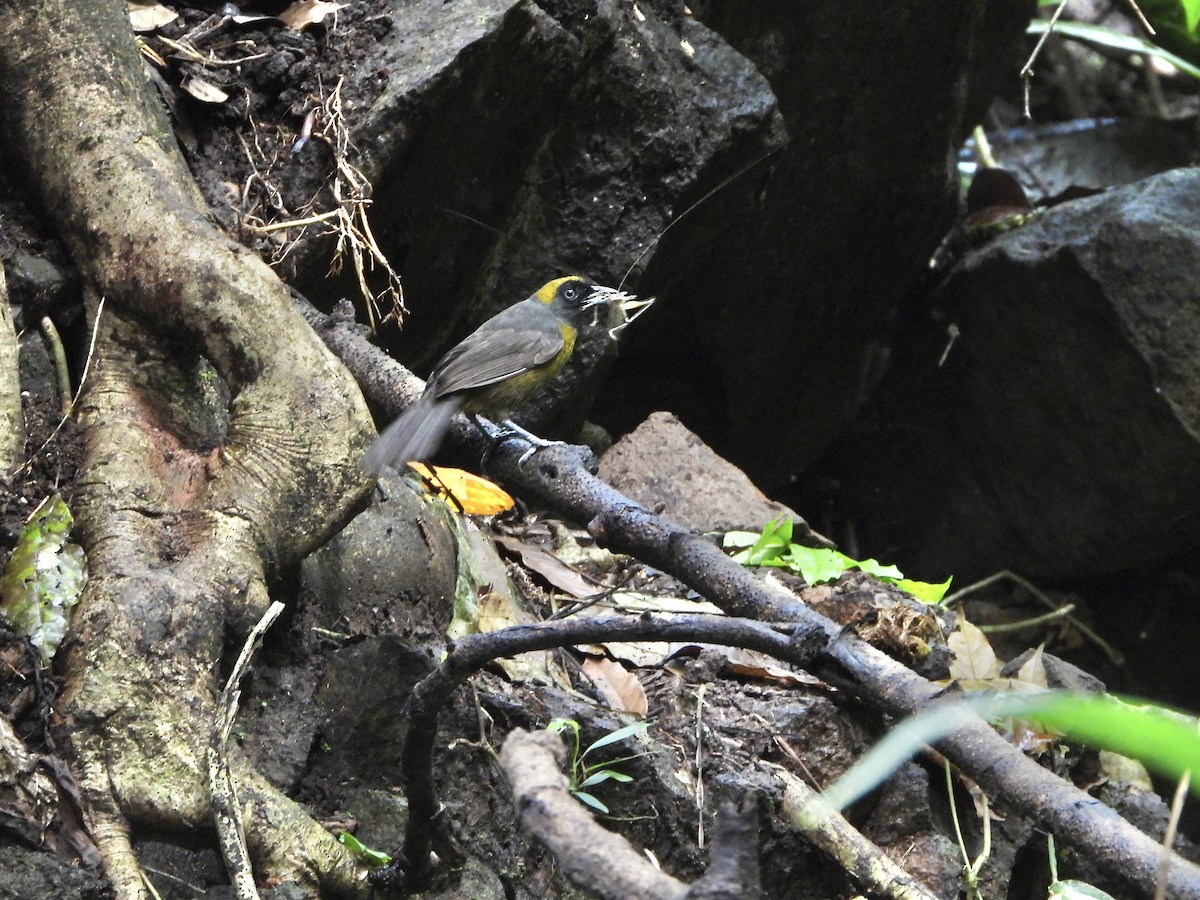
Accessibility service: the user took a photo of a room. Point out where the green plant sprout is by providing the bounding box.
[723,516,951,604]
[546,718,649,813]
[945,761,990,900]
[1046,833,1117,899]
[337,831,391,866]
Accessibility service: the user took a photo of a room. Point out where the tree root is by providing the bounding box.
[0,265,23,479]
[499,727,689,900]
[0,1,375,896]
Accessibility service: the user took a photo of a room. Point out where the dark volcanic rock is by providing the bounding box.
[598,410,826,540]
[312,0,1030,479]
[918,169,1200,578]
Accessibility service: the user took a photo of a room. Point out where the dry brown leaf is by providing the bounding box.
[474,591,571,687]
[1016,644,1049,689]
[581,655,648,716]
[607,590,723,615]
[476,590,523,634]
[179,73,229,104]
[592,639,676,668]
[948,617,1000,681]
[1098,750,1153,791]
[1010,718,1057,755]
[722,647,824,688]
[493,533,597,599]
[128,2,177,32]
[279,0,347,30]
[569,590,724,667]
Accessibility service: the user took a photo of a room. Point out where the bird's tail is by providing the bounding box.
[363,397,460,474]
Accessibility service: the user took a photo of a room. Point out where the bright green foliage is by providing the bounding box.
[1185,0,1200,32]
[546,718,648,814]
[337,832,391,866]
[823,692,1200,813]
[724,516,951,603]
[1138,0,1200,45]
[0,494,87,666]
[1038,0,1200,42]
[1029,19,1200,77]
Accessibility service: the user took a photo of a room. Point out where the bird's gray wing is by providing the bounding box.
[430,305,565,398]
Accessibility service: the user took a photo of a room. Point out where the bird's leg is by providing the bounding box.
[469,415,567,465]
[498,419,571,464]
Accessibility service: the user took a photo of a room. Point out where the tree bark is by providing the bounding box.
[0,265,21,479]
[0,1,374,896]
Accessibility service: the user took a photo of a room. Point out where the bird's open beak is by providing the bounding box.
[608,295,654,338]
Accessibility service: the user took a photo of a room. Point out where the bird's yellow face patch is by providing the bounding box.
[535,275,585,304]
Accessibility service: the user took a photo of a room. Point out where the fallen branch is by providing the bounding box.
[386,612,821,890]
[210,601,287,900]
[777,768,939,900]
[305,270,1200,897]
[499,728,688,900]
[500,729,768,900]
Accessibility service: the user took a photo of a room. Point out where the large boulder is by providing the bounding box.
[301,0,1033,473]
[923,168,1200,578]
[821,168,1200,580]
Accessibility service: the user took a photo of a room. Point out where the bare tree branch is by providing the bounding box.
[500,728,689,900]
[316,303,1200,898]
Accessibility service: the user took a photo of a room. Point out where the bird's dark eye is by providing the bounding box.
[561,284,581,302]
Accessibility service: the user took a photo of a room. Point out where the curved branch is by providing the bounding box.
[322,311,1200,898]
[500,728,688,900]
[391,613,820,889]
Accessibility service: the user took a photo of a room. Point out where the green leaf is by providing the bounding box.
[781,545,902,583]
[337,832,391,866]
[583,721,648,754]
[895,576,953,604]
[546,718,580,738]
[0,494,87,666]
[578,769,634,789]
[1186,0,1200,34]
[728,515,793,566]
[722,530,764,550]
[823,692,1200,813]
[728,518,949,603]
[1017,694,1200,783]
[573,791,609,813]
[1049,880,1118,899]
[1028,19,1200,79]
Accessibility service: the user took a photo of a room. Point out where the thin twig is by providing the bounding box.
[1123,0,1155,35]
[979,603,1075,634]
[1157,768,1191,900]
[19,295,106,474]
[1020,0,1071,119]
[39,316,72,417]
[209,600,286,900]
[695,683,707,849]
[945,570,1122,666]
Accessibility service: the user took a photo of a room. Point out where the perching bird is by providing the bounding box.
[364,276,651,472]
